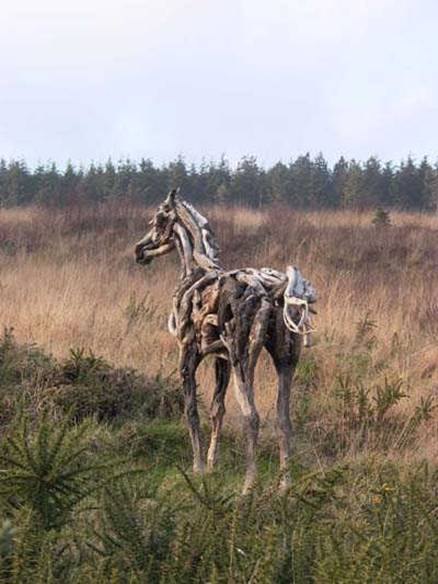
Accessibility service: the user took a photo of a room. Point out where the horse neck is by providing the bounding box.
[173,220,221,279]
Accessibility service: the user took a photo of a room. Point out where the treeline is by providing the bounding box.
[1,154,437,209]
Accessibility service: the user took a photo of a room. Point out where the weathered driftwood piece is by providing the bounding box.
[135,189,317,493]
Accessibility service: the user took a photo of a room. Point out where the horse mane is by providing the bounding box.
[175,197,220,268]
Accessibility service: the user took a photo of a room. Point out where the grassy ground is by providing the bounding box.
[0,331,437,583]
[0,202,437,581]
[0,332,437,583]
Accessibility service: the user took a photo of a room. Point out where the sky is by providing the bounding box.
[1,0,438,168]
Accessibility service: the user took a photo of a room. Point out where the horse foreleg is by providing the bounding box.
[207,358,230,471]
[180,344,203,473]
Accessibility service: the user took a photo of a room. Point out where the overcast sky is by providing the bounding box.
[1,0,437,167]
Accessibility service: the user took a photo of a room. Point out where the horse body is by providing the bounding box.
[135,190,316,492]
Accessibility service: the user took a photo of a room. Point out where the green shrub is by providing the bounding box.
[372,206,391,227]
[0,332,436,582]
[87,478,175,581]
[0,413,436,582]
[45,348,183,423]
[319,375,435,455]
[0,332,184,429]
[0,328,56,426]
[0,414,115,530]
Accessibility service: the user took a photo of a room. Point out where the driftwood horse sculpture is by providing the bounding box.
[135,190,316,492]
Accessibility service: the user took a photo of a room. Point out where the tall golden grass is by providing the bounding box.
[1,202,437,462]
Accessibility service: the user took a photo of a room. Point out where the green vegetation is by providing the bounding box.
[0,331,436,582]
[372,207,391,227]
[1,154,438,209]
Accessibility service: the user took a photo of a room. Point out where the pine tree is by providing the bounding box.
[289,154,313,207]
[418,157,433,210]
[372,206,391,227]
[395,156,423,209]
[332,156,348,207]
[343,160,364,208]
[4,160,30,206]
[232,156,266,207]
[311,153,334,207]
[423,161,438,211]
[380,161,395,207]
[267,161,290,203]
[167,156,189,193]
[363,156,383,207]
[138,158,162,204]
[209,156,232,205]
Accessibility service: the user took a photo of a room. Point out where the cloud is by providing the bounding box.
[1,0,437,165]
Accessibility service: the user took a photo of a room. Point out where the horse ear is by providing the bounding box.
[165,187,180,207]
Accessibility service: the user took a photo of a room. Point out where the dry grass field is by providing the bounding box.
[1,202,437,464]
[1,201,438,581]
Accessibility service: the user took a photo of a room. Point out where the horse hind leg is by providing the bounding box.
[266,320,301,492]
[225,296,271,494]
[231,367,260,494]
[207,358,231,471]
[276,365,294,491]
